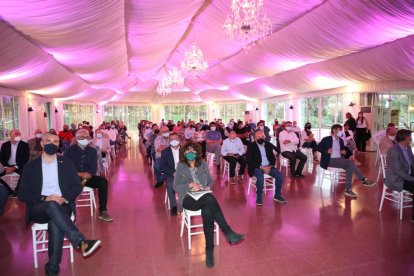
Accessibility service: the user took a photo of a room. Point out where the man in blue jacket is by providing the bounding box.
[317,124,375,198]
[18,132,101,276]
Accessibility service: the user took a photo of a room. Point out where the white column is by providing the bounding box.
[18,94,30,139]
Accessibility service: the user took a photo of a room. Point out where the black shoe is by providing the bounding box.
[80,240,102,257]
[344,189,357,198]
[206,250,214,268]
[154,181,164,188]
[273,196,287,204]
[361,178,376,187]
[256,199,263,206]
[9,193,17,199]
[295,173,305,178]
[170,206,178,216]
[225,231,245,245]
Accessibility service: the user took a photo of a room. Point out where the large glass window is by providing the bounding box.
[0,96,19,140]
[379,93,414,130]
[63,104,94,126]
[218,103,247,123]
[266,101,285,124]
[104,105,151,130]
[164,105,207,122]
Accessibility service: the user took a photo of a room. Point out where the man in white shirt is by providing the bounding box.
[160,132,180,215]
[184,124,196,140]
[373,122,396,145]
[221,131,247,184]
[279,121,307,177]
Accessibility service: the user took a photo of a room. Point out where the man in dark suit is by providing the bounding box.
[317,124,375,198]
[17,132,101,276]
[246,130,286,206]
[160,132,180,215]
[385,129,414,222]
[0,129,30,195]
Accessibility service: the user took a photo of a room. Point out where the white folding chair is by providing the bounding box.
[206,152,216,166]
[1,172,20,191]
[319,167,346,193]
[222,159,240,182]
[31,214,75,268]
[180,209,219,250]
[376,154,387,183]
[76,186,97,216]
[247,174,275,195]
[379,186,413,220]
[278,156,290,177]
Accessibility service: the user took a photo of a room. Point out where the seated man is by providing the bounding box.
[17,132,101,276]
[386,129,414,222]
[253,121,271,142]
[317,124,375,198]
[279,121,307,177]
[153,126,171,188]
[64,129,113,222]
[246,130,286,206]
[373,122,396,144]
[58,125,73,143]
[184,124,196,141]
[91,129,111,158]
[235,121,251,145]
[0,129,30,195]
[160,132,181,215]
[221,131,247,184]
[379,126,397,155]
[205,122,222,168]
[28,129,44,160]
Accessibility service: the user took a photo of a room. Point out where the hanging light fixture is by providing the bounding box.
[223,0,272,49]
[157,77,172,97]
[181,43,208,77]
[156,67,185,96]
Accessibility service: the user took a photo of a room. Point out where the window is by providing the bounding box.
[104,105,151,130]
[266,101,285,124]
[379,93,414,130]
[0,96,19,140]
[322,94,343,128]
[218,103,246,123]
[164,105,207,122]
[63,104,94,126]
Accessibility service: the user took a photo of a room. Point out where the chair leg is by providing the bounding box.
[379,187,386,212]
[180,214,185,237]
[32,229,38,268]
[400,192,404,220]
[69,243,74,263]
[187,215,192,250]
[247,180,251,195]
[215,222,219,246]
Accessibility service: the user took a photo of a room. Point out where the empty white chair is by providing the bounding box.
[1,172,20,191]
[76,186,96,216]
[319,167,346,193]
[376,153,387,183]
[247,174,275,195]
[31,214,75,268]
[180,209,219,250]
[379,186,413,220]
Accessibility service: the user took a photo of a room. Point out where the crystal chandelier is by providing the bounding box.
[223,0,272,49]
[181,43,208,77]
[156,77,172,97]
[156,67,185,96]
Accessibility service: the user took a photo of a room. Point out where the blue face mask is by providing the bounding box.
[185,152,197,161]
[337,131,344,137]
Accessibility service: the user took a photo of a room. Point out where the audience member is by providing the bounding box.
[205,122,222,169]
[301,123,318,160]
[91,129,111,158]
[221,131,247,184]
[184,124,196,141]
[153,126,171,187]
[342,123,361,166]
[379,126,397,155]
[279,121,307,177]
[355,111,370,152]
[28,129,44,160]
[345,112,357,131]
[373,122,396,144]
[58,125,73,142]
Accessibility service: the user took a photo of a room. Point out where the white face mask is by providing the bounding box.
[78,139,89,146]
[389,135,396,141]
[35,133,43,138]
[96,133,103,139]
[337,131,344,137]
[111,125,115,129]
[170,140,180,147]
[210,127,216,131]
[259,126,264,131]
[162,132,170,138]
[285,126,292,131]
[14,136,21,142]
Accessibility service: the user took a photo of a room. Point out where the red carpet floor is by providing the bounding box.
[1,140,413,276]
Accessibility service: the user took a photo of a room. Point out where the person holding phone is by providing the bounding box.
[173,142,244,268]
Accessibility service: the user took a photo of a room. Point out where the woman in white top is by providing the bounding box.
[342,123,361,166]
[355,111,369,152]
[301,123,318,161]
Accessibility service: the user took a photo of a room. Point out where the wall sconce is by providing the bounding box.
[54,108,58,113]
[348,102,356,107]
[289,105,294,110]
[28,107,34,112]
[43,112,47,118]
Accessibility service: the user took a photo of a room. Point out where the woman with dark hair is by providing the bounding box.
[355,111,370,152]
[173,142,244,268]
[345,112,357,132]
[301,122,318,161]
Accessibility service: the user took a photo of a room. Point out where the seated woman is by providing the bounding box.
[192,124,206,158]
[342,123,361,166]
[173,142,244,268]
[301,123,318,161]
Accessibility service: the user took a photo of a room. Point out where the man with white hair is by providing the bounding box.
[64,129,113,222]
[18,132,101,276]
[153,126,171,188]
[0,129,30,196]
[28,129,44,160]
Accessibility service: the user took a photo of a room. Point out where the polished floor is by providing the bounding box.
[1,139,414,276]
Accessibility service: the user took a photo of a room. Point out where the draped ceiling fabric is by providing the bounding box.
[0,0,414,104]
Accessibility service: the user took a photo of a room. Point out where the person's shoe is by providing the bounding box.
[154,181,164,188]
[238,175,244,182]
[170,206,178,216]
[256,199,263,206]
[362,178,376,187]
[8,192,17,199]
[344,189,357,198]
[80,240,102,257]
[225,231,245,245]
[273,196,287,204]
[206,250,214,268]
[295,173,305,178]
[99,211,113,222]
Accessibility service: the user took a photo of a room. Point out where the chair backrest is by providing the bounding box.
[380,153,387,176]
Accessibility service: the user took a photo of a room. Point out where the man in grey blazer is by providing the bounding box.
[386,129,414,222]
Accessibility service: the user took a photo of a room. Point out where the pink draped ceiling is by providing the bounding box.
[0,0,414,103]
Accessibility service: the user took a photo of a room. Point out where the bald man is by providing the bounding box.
[0,129,30,195]
[154,126,171,187]
[28,129,44,160]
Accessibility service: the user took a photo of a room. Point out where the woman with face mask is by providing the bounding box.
[341,123,361,166]
[355,111,370,152]
[173,142,244,268]
[301,123,319,161]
